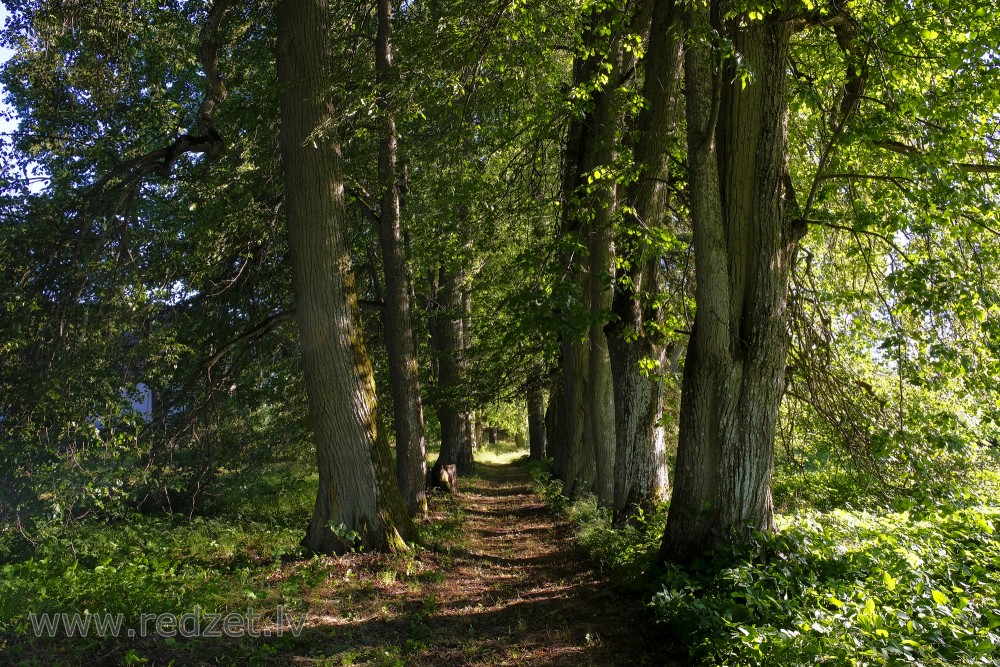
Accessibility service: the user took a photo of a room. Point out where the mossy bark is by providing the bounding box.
[276,0,415,554]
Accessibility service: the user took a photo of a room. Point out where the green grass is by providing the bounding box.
[0,441,522,664]
[0,462,321,663]
[474,437,529,466]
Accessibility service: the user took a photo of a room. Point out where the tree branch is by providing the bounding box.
[797,217,918,268]
[204,308,296,381]
[84,0,232,207]
[874,141,1000,173]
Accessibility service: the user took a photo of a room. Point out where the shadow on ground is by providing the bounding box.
[6,461,685,666]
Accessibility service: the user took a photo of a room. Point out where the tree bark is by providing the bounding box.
[474,412,483,451]
[606,0,683,524]
[585,56,619,509]
[545,372,563,465]
[552,100,586,486]
[375,0,427,518]
[527,382,547,460]
[554,8,619,499]
[458,278,475,474]
[661,4,805,564]
[276,0,415,554]
[428,265,467,489]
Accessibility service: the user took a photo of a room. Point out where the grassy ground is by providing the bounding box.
[0,443,679,666]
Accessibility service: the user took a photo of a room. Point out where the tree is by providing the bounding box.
[375,0,428,518]
[606,0,683,524]
[275,0,415,554]
[551,4,624,503]
[660,0,855,563]
[427,260,469,489]
[527,381,547,461]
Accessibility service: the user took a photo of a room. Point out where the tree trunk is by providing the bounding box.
[606,0,683,524]
[552,99,586,486]
[545,372,563,465]
[429,266,466,489]
[474,412,483,451]
[458,279,475,474]
[527,383,547,460]
[661,4,805,564]
[275,0,414,554]
[558,334,595,494]
[554,8,619,499]
[585,57,619,508]
[375,0,427,518]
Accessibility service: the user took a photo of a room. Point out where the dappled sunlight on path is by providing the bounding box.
[293,461,683,666]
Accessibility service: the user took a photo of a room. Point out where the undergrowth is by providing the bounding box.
[529,458,1000,665]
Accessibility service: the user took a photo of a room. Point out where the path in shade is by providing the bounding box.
[319,460,685,666]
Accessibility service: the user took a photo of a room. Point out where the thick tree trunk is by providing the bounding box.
[661,4,804,564]
[608,332,670,520]
[527,383,547,460]
[606,0,683,524]
[276,0,414,554]
[375,0,427,518]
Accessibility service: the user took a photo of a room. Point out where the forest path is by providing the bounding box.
[299,460,682,666]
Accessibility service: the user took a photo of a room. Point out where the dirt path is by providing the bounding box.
[298,461,683,666]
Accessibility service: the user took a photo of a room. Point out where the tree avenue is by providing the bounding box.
[2,0,1000,660]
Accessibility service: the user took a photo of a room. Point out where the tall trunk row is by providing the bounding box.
[550,1,677,521]
[551,6,620,506]
[276,0,805,562]
[375,0,428,518]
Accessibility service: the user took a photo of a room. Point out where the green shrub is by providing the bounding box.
[528,460,665,584]
[654,507,1000,665]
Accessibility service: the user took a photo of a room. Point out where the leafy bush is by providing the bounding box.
[528,460,665,584]
[654,507,1000,665]
[526,459,567,511]
[531,454,1000,664]
[563,496,666,584]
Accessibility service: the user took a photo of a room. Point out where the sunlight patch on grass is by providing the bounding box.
[475,439,528,466]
